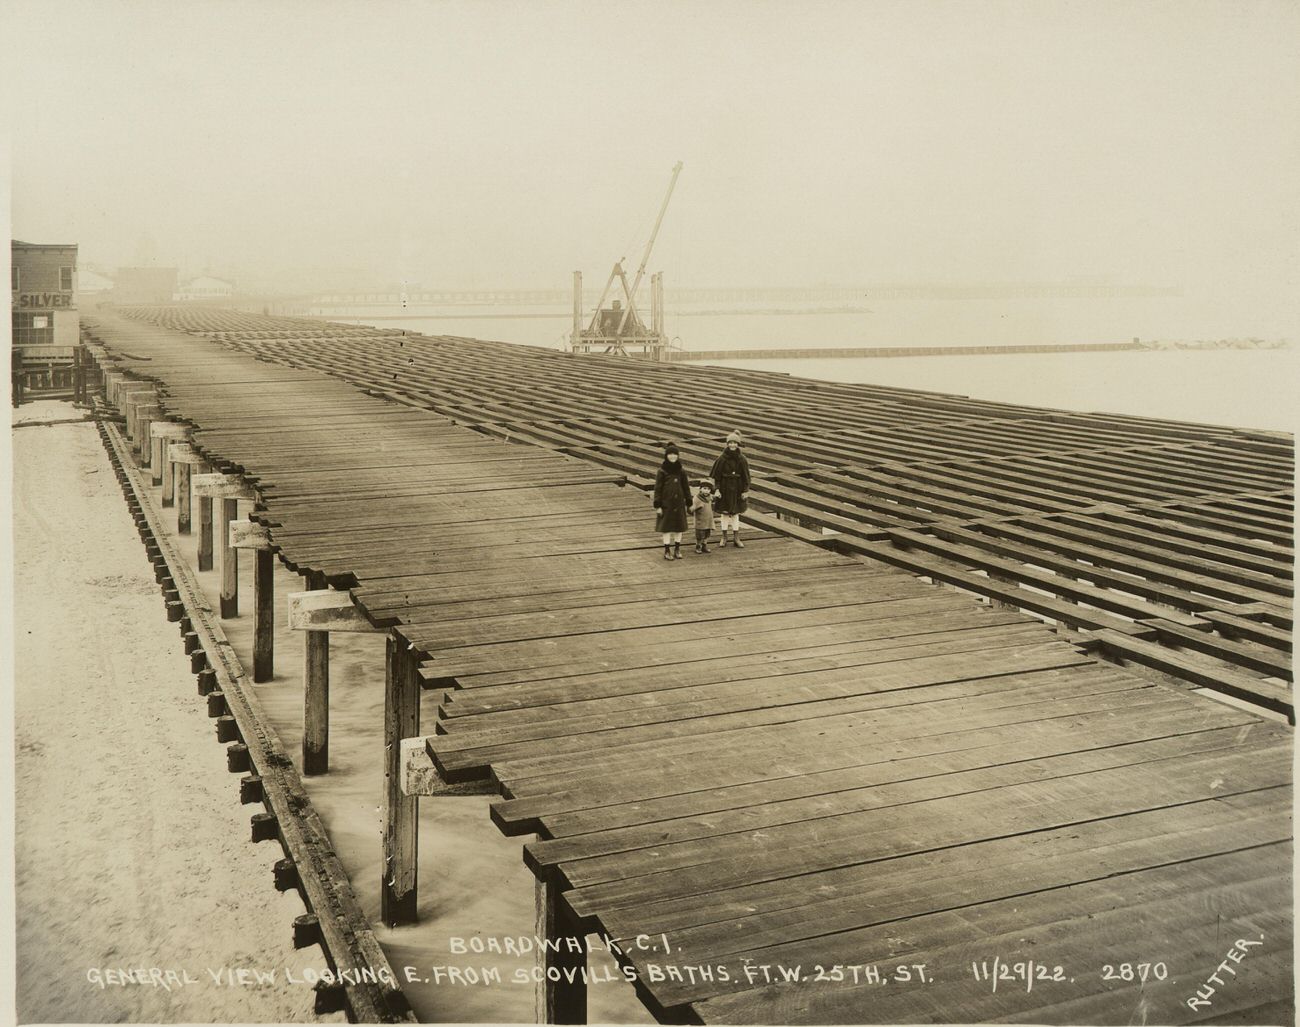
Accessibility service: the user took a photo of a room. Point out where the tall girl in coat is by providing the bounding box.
[653,442,692,560]
[709,430,751,547]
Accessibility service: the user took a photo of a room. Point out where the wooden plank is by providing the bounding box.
[503,707,1269,837]
[429,645,1096,780]
[1095,629,1292,717]
[1142,617,1292,680]
[689,844,1291,1020]
[602,787,1290,964]
[1197,608,1293,650]
[558,744,1290,910]
[528,727,1279,873]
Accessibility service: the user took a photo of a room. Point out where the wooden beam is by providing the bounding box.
[286,590,378,633]
[193,472,257,501]
[229,520,273,550]
[399,738,496,796]
[167,441,206,465]
[1095,629,1293,720]
[383,635,420,926]
[219,497,239,618]
[536,879,587,1024]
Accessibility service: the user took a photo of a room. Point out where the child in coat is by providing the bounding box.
[653,442,692,560]
[691,478,717,554]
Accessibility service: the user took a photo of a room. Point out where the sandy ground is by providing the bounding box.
[14,398,654,1024]
[13,400,346,1024]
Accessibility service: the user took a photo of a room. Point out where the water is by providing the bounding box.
[323,305,1297,434]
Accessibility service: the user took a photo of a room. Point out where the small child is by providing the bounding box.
[691,478,717,554]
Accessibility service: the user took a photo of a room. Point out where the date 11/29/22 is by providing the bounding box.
[969,957,1170,993]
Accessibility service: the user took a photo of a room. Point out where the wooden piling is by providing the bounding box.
[160,443,175,506]
[151,432,165,487]
[535,879,588,1025]
[382,634,419,926]
[303,572,330,775]
[198,495,213,570]
[220,497,238,617]
[253,547,274,682]
[176,463,192,533]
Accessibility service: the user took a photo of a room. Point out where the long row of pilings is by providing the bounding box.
[89,357,415,1024]
[91,340,602,1025]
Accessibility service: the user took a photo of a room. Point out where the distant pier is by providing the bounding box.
[670,341,1149,361]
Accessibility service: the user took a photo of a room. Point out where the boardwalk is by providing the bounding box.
[121,304,1295,715]
[85,308,1293,1025]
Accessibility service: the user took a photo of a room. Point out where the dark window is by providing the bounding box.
[10,265,17,291]
[60,266,74,291]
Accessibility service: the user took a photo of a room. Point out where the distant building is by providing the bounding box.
[113,266,179,305]
[175,274,234,303]
[78,267,116,295]
[11,240,80,347]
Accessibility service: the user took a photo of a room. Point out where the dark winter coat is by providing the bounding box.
[709,447,751,515]
[653,460,692,533]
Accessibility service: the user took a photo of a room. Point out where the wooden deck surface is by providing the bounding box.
[85,308,1294,1025]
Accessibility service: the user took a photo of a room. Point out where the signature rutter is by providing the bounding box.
[1185,934,1264,1012]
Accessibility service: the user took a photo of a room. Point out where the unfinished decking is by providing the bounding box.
[85,308,1293,1025]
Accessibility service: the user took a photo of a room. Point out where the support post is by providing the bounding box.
[152,423,187,504]
[195,472,255,591]
[135,406,158,465]
[536,879,587,1024]
[383,633,419,926]
[176,463,192,533]
[229,519,274,673]
[198,495,214,570]
[303,615,330,775]
[220,497,239,617]
[287,585,380,777]
[151,431,165,486]
[168,443,203,535]
[254,547,274,681]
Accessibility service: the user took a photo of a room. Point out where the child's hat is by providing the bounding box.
[699,476,714,488]
[726,430,743,445]
[663,441,679,455]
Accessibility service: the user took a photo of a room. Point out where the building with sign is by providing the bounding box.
[11,240,80,347]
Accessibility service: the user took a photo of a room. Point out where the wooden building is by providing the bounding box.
[11,240,79,347]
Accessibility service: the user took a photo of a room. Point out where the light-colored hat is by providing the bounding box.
[726,430,743,445]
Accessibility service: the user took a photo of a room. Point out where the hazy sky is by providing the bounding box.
[4,0,1298,318]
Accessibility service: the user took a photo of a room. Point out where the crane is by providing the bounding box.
[570,162,683,359]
